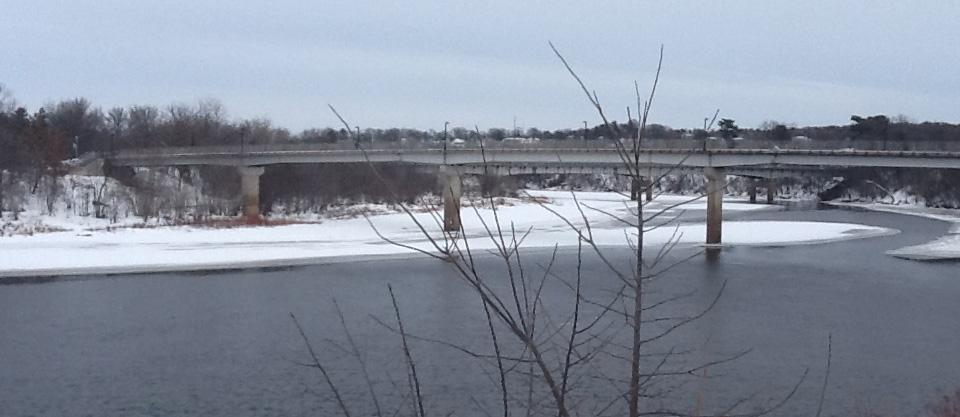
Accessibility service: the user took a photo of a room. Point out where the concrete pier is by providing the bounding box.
[748,179,758,204]
[630,177,655,202]
[238,166,265,220]
[767,178,777,204]
[705,167,725,245]
[441,168,462,232]
[645,177,654,202]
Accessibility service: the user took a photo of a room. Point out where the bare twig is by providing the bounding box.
[290,313,353,417]
[388,285,427,417]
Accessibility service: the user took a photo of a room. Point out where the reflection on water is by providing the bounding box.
[0,208,957,417]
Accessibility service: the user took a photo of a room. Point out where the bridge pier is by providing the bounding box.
[705,167,725,245]
[238,166,265,220]
[645,177,654,202]
[440,167,462,232]
[630,177,655,202]
[766,178,777,204]
[748,179,758,203]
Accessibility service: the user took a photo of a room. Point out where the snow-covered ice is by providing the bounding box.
[0,191,896,277]
[888,234,960,261]
[826,201,960,260]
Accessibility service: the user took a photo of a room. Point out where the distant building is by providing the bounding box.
[502,137,541,144]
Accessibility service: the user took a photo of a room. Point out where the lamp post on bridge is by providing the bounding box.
[442,121,449,164]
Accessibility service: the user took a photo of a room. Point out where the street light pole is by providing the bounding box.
[443,121,449,164]
[354,126,360,149]
[583,121,588,141]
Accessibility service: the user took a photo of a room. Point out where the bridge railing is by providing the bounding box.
[98,136,960,159]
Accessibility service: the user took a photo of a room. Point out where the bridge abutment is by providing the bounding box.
[440,167,462,232]
[238,166,265,220]
[705,167,725,245]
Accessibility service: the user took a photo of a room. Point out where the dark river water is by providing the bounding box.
[1,207,958,417]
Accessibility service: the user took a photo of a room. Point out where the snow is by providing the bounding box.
[0,191,896,277]
[826,201,960,228]
[888,235,960,261]
[826,201,960,261]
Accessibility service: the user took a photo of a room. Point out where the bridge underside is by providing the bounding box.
[452,163,815,179]
[417,163,793,235]
[90,160,800,242]
[82,144,957,246]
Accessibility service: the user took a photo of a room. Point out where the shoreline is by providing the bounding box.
[0,221,898,281]
[0,192,922,280]
[824,201,960,261]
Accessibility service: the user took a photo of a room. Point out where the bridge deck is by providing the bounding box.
[90,146,960,170]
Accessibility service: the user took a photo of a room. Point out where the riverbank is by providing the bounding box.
[825,201,960,261]
[0,191,899,278]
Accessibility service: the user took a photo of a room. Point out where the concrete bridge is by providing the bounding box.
[76,145,960,245]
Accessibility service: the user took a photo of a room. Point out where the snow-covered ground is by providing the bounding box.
[0,191,898,277]
[826,201,960,261]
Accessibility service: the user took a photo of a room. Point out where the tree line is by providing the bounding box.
[4,83,960,218]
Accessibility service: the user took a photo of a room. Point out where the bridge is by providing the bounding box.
[75,145,960,245]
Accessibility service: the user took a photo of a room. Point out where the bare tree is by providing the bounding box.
[0,83,16,113]
[291,45,808,417]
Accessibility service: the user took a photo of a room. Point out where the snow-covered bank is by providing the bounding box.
[826,201,960,229]
[887,235,960,261]
[0,191,895,278]
[825,201,960,261]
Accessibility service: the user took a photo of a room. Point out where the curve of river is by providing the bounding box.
[1,207,957,417]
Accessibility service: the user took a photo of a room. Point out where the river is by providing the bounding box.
[1,207,957,417]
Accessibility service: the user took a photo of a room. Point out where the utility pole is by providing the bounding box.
[354,126,360,149]
[583,121,588,141]
[443,121,449,163]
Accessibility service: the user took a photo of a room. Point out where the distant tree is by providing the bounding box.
[106,107,127,152]
[692,128,709,141]
[892,114,913,124]
[771,124,791,142]
[0,107,29,172]
[322,128,340,143]
[47,98,104,154]
[850,115,889,138]
[23,109,69,192]
[643,123,671,139]
[298,128,322,143]
[128,106,160,147]
[238,118,277,145]
[300,128,339,144]
[718,118,739,140]
[0,83,15,113]
[382,128,402,142]
[450,127,470,140]
[487,127,506,141]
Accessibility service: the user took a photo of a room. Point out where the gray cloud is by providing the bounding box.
[3,0,958,131]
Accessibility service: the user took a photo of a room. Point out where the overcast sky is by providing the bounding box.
[3,0,959,132]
